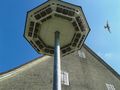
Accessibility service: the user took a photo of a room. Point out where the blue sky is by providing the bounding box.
[0,0,120,74]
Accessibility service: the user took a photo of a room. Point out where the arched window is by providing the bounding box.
[78,50,86,58]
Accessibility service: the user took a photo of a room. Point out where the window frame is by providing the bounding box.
[78,50,86,58]
[61,71,69,86]
[106,83,115,90]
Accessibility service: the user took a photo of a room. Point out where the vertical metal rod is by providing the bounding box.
[53,31,61,90]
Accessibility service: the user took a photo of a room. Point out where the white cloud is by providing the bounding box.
[96,52,113,60]
[104,53,113,59]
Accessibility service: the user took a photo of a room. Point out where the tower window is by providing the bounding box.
[106,83,115,90]
[78,50,86,58]
[61,71,69,86]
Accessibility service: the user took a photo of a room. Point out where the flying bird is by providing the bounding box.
[104,20,111,33]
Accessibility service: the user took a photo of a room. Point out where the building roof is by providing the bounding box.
[0,44,119,80]
[83,44,120,80]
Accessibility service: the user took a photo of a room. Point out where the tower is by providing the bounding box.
[24,0,90,90]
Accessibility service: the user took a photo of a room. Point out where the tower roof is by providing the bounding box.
[24,0,90,56]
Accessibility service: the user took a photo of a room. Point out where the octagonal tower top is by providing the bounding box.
[24,0,90,56]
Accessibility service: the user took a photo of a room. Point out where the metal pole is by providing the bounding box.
[53,31,61,90]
